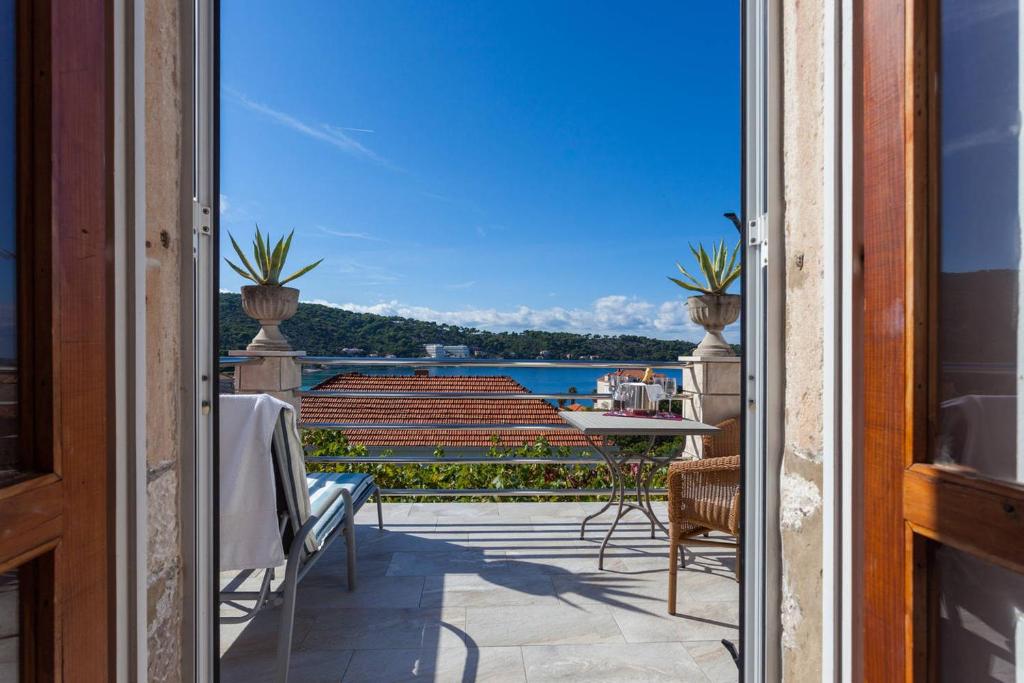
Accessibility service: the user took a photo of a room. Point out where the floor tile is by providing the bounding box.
[454,524,567,550]
[220,608,315,657]
[298,607,467,651]
[303,556,394,586]
[465,604,624,647]
[504,547,612,575]
[219,502,739,677]
[386,550,508,576]
[520,642,708,682]
[609,599,739,643]
[685,640,740,683]
[678,566,741,603]
[420,572,556,608]
[221,648,352,683]
[359,528,467,556]
[355,501,411,521]
[549,572,666,611]
[409,503,499,519]
[342,645,526,682]
[296,576,425,611]
[496,502,585,519]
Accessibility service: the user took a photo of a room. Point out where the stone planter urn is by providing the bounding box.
[240,285,300,351]
[686,293,740,357]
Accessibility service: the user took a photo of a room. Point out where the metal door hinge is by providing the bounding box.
[747,213,769,267]
[193,201,212,236]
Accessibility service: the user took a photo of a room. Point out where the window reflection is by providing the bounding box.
[0,571,16,681]
[937,545,1024,682]
[0,0,15,472]
[936,0,1023,482]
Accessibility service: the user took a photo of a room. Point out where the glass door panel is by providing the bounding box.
[0,570,15,681]
[935,0,1023,484]
[0,0,15,480]
[929,2,1024,681]
[936,545,1024,682]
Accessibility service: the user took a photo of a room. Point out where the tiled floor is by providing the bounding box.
[220,502,739,682]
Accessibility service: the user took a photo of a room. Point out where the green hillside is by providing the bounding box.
[219,293,702,360]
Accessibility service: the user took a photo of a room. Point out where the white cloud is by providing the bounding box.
[302,294,737,341]
[224,87,395,169]
[331,258,400,286]
[317,226,383,241]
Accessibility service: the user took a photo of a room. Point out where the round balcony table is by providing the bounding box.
[558,410,719,570]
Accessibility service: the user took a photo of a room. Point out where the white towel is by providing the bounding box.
[219,394,294,571]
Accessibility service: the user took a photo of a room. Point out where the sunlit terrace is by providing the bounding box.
[221,503,739,683]
[218,356,741,682]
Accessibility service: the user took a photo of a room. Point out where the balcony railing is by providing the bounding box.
[221,355,738,497]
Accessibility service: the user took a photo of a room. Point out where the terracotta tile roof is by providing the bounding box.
[301,373,593,448]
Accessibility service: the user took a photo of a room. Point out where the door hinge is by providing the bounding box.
[192,200,212,260]
[194,201,212,236]
[747,213,769,267]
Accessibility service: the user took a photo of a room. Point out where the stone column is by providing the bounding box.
[678,355,741,459]
[229,349,305,412]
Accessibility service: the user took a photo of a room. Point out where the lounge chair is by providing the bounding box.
[220,409,382,682]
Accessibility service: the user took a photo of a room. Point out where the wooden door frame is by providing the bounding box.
[860,0,914,677]
[0,0,119,679]
[861,0,1024,680]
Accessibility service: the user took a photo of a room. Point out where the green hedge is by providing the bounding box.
[303,430,686,502]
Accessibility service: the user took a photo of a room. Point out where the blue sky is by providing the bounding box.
[220,1,741,341]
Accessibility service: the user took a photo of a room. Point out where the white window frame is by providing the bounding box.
[743,0,783,680]
[823,1,862,681]
[112,0,148,679]
[189,0,218,679]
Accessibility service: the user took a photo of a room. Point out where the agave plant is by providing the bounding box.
[668,239,742,296]
[225,225,323,286]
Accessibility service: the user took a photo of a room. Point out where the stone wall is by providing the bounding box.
[780,0,825,679]
[145,0,186,680]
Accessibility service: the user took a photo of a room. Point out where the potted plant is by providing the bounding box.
[668,239,741,356]
[226,226,323,351]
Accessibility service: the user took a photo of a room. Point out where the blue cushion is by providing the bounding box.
[306,472,374,547]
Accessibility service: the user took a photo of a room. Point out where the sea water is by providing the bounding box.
[300,362,681,405]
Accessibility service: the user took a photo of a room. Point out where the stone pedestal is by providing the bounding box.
[229,349,305,412]
[678,355,741,458]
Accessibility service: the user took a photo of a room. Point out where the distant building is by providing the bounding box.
[424,343,471,358]
[594,369,674,410]
[340,347,365,356]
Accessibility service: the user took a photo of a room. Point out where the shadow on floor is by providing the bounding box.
[220,504,739,682]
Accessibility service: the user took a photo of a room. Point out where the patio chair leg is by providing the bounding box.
[668,526,678,615]
[341,489,357,591]
[375,489,384,530]
[275,518,314,683]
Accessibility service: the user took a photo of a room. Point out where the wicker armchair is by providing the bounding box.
[700,416,740,460]
[667,450,740,615]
